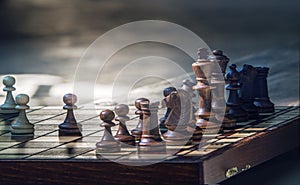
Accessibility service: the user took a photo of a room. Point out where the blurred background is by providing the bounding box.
[0,1,299,184]
[0,0,299,106]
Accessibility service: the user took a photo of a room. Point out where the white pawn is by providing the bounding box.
[0,76,19,114]
[11,94,34,134]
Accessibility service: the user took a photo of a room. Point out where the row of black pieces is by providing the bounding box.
[225,64,274,122]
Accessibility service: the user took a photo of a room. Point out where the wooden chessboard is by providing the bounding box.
[0,105,299,185]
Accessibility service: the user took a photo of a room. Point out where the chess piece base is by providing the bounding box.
[0,108,19,114]
[131,129,142,140]
[215,115,237,129]
[228,107,248,122]
[139,137,166,153]
[96,141,121,153]
[163,130,192,146]
[254,99,275,113]
[115,135,136,146]
[59,122,82,135]
[241,103,259,119]
[198,121,222,134]
[222,121,237,129]
[11,127,34,134]
[59,129,82,136]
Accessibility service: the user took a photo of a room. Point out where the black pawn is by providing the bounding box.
[138,100,166,153]
[239,64,259,119]
[114,104,135,146]
[59,93,82,136]
[159,87,177,133]
[253,67,274,113]
[96,110,121,153]
[225,64,248,122]
[131,98,149,141]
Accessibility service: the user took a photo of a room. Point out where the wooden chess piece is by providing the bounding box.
[58,93,82,136]
[159,87,177,134]
[162,89,193,145]
[181,79,197,123]
[208,50,236,128]
[197,48,210,59]
[96,109,121,153]
[11,94,34,134]
[225,64,248,122]
[114,104,135,146]
[253,67,275,113]
[180,79,199,140]
[149,101,164,142]
[131,97,149,141]
[138,100,166,153]
[239,64,259,119]
[181,79,196,98]
[192,51,220,136]
[0,76,19,114]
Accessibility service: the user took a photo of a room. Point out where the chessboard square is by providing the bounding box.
[29,109,64,115]
[0,142,19,148]
[0,135,35,142]
[27,155,70,159]
[14,141,61,148]
[202,143,230,149]
[202,134,221,138]
[81,124,102,130]
[169,145,192,149]
[0,125,10,131]
[98,151,132,158]
[29,148,91,158]
[262,119,285,125]
[118,153,169,160]
[74,154,97,160]
[255,122,280,128]
[244,127,267,132]
[0,131,9,135]
[276,115,299,119]
[33,136,81,142]
[203,138,219,143]
[216,138,243,143]
[177,149,192,156]
[259,113,274,116]
[227,132,256,138]
[35,118,64,124]
[81,130,99,136]
[58,142,94,149]
[185,149,211,156]
[187,148,216,156]
[236,121,253,126]
[0,148,46,155]
[33,130,58,136]
[34,124,58,130]
[283,113,300,117]
[41,106,62,110]
[275,106,290,110]
[28,115,61,120]
[0,154,28,159]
